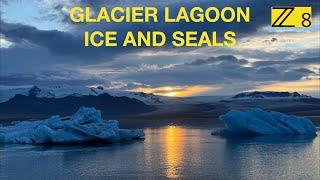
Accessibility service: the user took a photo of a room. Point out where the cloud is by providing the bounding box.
[116,56,317,87]
[0,0,319,96]
[1,0,319,64]
[131,85,220,97]
[253,57,320,67]
[1,54,318,95]
[252,79,320,97]
[185,55,248,66]
[0,20,124,62]
[0,69,110,86]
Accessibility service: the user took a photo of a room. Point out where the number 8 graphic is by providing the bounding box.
[302,13,311,27]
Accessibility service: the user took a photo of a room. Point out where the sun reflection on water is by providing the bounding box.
[164,126,185,179]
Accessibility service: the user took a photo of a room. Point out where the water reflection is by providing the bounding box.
[164,126,185,179]
[219,134,317,143]
[0,127,319,179]
[217,133,319,179]
[145,125,203,179]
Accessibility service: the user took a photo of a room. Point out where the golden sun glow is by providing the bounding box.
[165,91,179,97]
[131,85,220,97]
[164,126,185,179]
[253,79,319,95]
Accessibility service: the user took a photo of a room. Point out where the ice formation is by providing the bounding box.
[216,108,317,135]
[0,107,144,144]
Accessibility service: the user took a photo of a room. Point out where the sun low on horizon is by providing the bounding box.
[129,78,319,97]
[130,86,221,97]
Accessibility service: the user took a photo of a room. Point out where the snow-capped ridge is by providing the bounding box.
[233,91,312,99]
[0,85,164,105]
[28,86,56,98]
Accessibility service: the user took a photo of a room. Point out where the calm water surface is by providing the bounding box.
[0,126,319,179]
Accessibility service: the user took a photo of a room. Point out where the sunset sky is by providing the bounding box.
[0,0,319,97]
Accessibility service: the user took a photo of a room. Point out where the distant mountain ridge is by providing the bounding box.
[0,85,164,105]
[232,91,312,99]
[0,93,156,118]
[1,86,318,105]
[0,86,319,121]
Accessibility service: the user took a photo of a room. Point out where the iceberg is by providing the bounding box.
[0,107,144,144]
[214,108,317,135]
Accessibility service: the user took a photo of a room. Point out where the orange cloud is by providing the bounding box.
[252,79,319,96]
[131,85,220,97]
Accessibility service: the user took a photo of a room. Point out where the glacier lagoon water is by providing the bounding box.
[1,125,319,179]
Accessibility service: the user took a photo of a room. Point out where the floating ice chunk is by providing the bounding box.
[71,106,102,124]
[0,107,144,144]
[47,115,64,129]
[216,108,317,135]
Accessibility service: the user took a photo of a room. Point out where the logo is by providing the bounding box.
[271,7,312,27]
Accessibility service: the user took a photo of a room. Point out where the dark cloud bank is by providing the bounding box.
[0,0,319,93]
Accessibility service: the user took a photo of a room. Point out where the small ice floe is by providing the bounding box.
[212,108,317,136]
[0,107,144,144]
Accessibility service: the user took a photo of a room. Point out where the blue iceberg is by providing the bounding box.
[0,107,144,144]
[215,108,317,135]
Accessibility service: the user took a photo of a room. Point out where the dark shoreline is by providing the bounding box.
[1,113,319,129]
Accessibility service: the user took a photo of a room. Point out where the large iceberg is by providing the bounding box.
[0,107,144,144]
[214,108,317,135]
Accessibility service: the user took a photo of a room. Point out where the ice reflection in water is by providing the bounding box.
[0,126,319,179]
